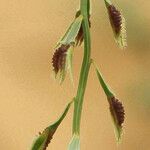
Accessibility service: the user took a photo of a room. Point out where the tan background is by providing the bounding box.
[0,0,150,149]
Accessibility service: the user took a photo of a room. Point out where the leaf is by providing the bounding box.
[104,0,127,48]
[92,61,125,142]
[59,15,83,46]
[31,100,73,150]
[93,61,113,97]
[52,15,83,83]
[66,46,74,85]
[68,134,80,150]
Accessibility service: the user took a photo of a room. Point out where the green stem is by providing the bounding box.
[73,0,91,134]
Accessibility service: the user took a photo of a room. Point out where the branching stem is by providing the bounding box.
[73,0,91,134]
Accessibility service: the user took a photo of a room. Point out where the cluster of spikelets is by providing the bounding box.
[31,0,126,150]
[110,97,125,127]
[52,44,70,75]
[108,96,125,141]
[52,11,91,83]
[51,0,126,140]
[52,1,126,83]
[106,2,127,48]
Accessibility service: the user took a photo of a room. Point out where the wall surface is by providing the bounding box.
[0,0,150,149]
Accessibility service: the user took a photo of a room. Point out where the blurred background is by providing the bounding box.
[0,0,150,149]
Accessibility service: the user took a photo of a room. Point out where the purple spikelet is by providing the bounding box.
[109,97,125,127]
[52,44,70,74]
[108,5,122,35]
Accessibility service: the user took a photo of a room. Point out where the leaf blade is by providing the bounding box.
[60,15,83,46]
[31,100,73,150]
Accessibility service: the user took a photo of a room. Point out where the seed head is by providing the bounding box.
[107,5,122,35]
[42,128,57,150]
[105,2,127,48]
[109,97,125,127]
[52,44,70,75]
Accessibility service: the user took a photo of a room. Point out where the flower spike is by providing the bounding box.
[52,15,83,83]
[31,100,73,150]
[104,0,127,48]
[92,60,125,142]
[52,44,70,75]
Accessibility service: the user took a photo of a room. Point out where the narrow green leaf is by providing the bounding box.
[92,60,114,97]
[68,134,80,150]
[56,23,73,47]
[57,46,74,84]
[92,60,125,143]
[60,15,83,46]
[104,0,112,6]
[31,100,73,150]
[66,46,74,85]
[52,15,83,83]
[59,63,67,84]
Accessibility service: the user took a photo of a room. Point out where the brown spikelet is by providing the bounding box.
[107,5,122,35]
[75,11,91,46]
[109,97,125,127]
[42,128,57,150]
[52,44,70,74]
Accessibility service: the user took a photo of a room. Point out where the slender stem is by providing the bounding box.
[73,0,91,134]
